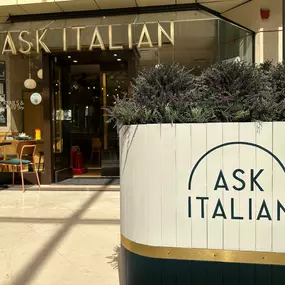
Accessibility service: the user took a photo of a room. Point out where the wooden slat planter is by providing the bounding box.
[120,122,285,285]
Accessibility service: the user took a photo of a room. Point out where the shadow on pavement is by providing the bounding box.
[9,179,117,285]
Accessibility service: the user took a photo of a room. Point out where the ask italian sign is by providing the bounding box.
[187,141,285,222]
[0,21,174,55]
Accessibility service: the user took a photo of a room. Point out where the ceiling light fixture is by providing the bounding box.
[114,54,118,57]
[24,55,37,90]
[68,56,71,59]
[117,58,122,61]
[37,69,43,79]
[24,79,36,89]
[73,60,78,63]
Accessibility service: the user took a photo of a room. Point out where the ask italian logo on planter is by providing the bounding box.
[187,142,285,222]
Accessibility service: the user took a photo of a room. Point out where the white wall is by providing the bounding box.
[223,0,282,64]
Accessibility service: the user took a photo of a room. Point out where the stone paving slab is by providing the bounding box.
[0,189,120,285]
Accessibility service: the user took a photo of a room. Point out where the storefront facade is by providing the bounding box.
[0,0,277,184]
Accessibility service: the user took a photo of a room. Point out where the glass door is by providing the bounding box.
[51,57,72,181]
[100,70,129,176]
[100,72,118,176]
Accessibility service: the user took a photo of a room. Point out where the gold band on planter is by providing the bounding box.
[121,235,285,266]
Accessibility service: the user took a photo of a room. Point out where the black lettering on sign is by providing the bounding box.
[214,170,229,191]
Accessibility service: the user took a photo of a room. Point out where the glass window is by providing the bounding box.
[218,19,253,63]
[0,10,253,69]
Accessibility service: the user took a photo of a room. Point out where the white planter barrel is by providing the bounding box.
[120,123,285,285]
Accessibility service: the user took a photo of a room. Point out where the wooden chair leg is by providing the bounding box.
[32,163,41,189]
[20,164,25,193]
[38,155,41,172]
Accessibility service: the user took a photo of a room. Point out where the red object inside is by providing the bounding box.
[75,152,83,169]
[71,148,87,175]
[261,9,270,19]
[73,168,87,175]
[70,148,77,168]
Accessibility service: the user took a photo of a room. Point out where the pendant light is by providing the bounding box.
[37,69,43,79]
[24,55,37,89]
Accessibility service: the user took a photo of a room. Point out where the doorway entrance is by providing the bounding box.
[50,50,134,182]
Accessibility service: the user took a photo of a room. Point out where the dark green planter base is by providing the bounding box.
[121,245,285,285]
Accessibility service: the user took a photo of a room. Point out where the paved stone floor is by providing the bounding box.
[0,188,120,285]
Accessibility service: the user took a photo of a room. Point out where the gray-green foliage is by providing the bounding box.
[197,61,272,122]
[107,61,283,126]
[108,64,208,125]
[266,62,285,121]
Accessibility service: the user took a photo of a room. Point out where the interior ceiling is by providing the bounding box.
[0,0,248,22]
[71,64,100,76]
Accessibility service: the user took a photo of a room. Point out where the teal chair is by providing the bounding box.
[0,141,41,192]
